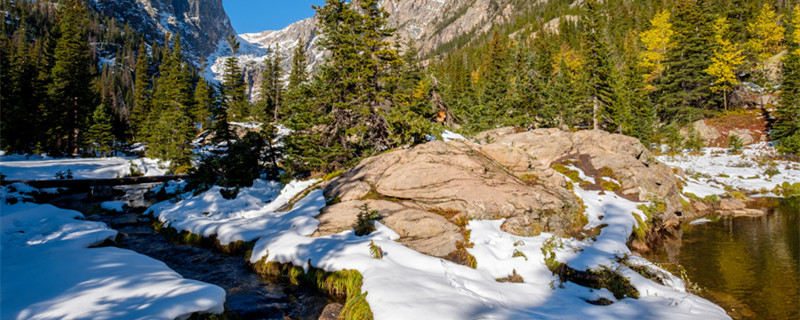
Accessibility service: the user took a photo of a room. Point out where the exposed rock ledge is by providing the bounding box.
[316,128,685,257]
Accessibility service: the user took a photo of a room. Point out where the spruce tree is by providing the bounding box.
[131,41,150,140]
[86,104,115,156]
[260,47,284,122]
[193,78,213,131]
[483,30,509,109]
[221,35,248,120]
[657,0,714,125]
[48,0,93,154]
[581,0,614,130]
[287,38,308,89]
[775,5,800,154]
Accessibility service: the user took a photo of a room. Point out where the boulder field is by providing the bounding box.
[316,128,686,257]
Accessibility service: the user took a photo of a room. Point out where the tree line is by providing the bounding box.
[1,0,798,180]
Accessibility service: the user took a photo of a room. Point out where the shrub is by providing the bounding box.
[777,131,800,155]
[684,128,704,152]
[368,240,383,259]
[552,163,581,183]
[496,269,524,283]
[764,166,780,178]
[353,204,380,236]
[512,249,528,261]
[728,135,744,153]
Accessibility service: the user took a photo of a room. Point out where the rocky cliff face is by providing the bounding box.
[210,0,524,99]
[90,0,234,60]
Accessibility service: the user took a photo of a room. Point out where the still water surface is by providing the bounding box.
[645,197,799,320]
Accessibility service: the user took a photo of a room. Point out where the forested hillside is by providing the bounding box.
[1,0,798,178]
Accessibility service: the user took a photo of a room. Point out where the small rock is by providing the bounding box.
[720,198,747,211]
[317,303,343,320]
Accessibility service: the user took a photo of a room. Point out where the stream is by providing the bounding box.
[644,197,799,320]
[47,184,331,320]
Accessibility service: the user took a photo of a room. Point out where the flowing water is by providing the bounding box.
[644,197,799,320]
[48,185,331,320]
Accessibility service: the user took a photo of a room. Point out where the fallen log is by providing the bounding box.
[2,175,189,189]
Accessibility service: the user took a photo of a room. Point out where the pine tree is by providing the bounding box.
[775,5,800,154]
[482,30,509,108]
[657,0,714,125]
[193,78,213,131]
[131,41,150,140]
[639,10,674,91]
[48,0,93,154]
[221,35,249,120]
[581,0,614,130]
[705,17,744,111]
[86,103,115,156]
[746,3,784,87]
[260,47,284,122]
[287,38,308,89]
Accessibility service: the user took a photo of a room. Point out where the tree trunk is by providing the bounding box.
[592,96,600,130]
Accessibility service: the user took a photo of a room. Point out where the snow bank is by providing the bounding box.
[0,157,167,180]
[0,190,225,319]
[658,143,800,196]
[150,177,729,319]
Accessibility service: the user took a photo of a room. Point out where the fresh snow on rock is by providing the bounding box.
[100,201,126,212]
[148,176,730,319]
[441,130,468,142]
[657,143,800,196]
[0,157,167,180]
[0,187,225,320]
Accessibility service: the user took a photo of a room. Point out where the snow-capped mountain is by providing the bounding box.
[207,0,522,99]
[89,0,235,60]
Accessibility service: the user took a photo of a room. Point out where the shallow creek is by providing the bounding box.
[644,197,799,320]
[47,184,331,320]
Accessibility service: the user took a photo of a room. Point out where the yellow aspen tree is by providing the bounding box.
[706,17,745,111]
[746,3,785,85]
[639,10,674,90]
[791,5,800,56]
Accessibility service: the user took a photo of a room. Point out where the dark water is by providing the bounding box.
[644,197,800,320]
[49,185,330,320]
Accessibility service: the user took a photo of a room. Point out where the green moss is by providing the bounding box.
[519,174,539,185]
[253,258,372,320]
[772,182,800,197]
[322,170,345,181]
[631,213,650,243]
[552,163,581,183]
[601,180,621,192]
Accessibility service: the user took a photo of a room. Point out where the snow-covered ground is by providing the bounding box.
[0,187,225,319]
[147,174,730,319]
[657,143,800,197]
[0,156,167,180]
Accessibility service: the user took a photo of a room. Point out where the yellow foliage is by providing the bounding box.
[554,44,583,75]
[638,10,674,89]
[705,17,744,95]
[792,5,800,55]
[746,3,785,64]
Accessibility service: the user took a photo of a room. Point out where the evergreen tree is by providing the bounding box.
[193,78,213,131]
[221,34,249,120]
[48,0,93,154]
[130,41,150,140]
[86,103,115,156]
[287,38,308,89]
[657,0,714,125]
[482,30,509,108]
[260,47,284,122]
[581,0,614,130]
[775,5,800,154]
[211,83,234,145]
[705,17,744,111]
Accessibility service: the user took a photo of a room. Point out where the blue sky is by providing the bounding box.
[222,1,327,33]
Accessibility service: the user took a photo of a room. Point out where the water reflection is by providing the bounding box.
[644,198,799,320]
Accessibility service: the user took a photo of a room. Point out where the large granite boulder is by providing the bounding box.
[317,128,684,257]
